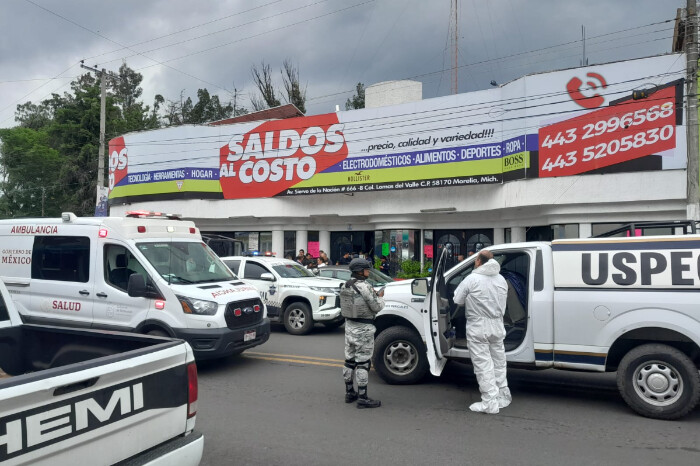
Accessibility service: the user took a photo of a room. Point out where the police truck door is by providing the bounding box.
[424,248,451,376]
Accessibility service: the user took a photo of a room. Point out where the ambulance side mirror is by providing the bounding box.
[127,273,162,299]
[127,274,148,298]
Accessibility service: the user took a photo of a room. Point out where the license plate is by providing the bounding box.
[244,330,256,341]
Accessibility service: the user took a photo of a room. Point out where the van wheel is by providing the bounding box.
[283,302,313,335]
[617,343,700,420]
[373,326,428,385]
[147,329,169,338]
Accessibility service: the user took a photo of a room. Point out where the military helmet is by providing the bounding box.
[349,258,372,272]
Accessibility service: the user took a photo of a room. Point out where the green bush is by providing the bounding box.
[397,259,433,279]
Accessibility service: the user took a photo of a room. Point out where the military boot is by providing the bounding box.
[356,386,381,409]
[345,381,358,403]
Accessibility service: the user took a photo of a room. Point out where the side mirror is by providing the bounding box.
[412,278,428,297]
[128,273,163,299]
[260,272,275,282]
[127,273,147,297]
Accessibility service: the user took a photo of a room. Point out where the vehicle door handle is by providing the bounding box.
[96,292,108,298]
[79,290,90,296]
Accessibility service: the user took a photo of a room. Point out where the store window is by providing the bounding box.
[284,231,296,259]
[591,222,676,237]
[526,224,579,242]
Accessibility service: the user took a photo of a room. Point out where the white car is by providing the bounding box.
[222,256,345,335]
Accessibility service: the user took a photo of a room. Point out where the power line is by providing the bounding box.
[111,70,684,148]
[81,0,287,63]
[134,1,376,71]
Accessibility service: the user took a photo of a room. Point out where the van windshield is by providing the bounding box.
[137,241,235,284]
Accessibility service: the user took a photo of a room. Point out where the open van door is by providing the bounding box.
[423,248,452,376]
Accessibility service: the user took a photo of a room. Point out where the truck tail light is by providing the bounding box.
[137,226,146,233]
[253,304,260,313]
[190,227,196,234]
[187,362,198,418]
[233,308,242,316]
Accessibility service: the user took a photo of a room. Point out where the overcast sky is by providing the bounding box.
[0,0,686,128]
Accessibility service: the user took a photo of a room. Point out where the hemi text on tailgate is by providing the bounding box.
[0,366,187,462]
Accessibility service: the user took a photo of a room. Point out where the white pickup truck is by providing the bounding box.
[221,257,345,335]
[372,236,700,420]
[0,279,203,465]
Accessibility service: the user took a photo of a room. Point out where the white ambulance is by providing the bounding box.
[0,211,270,359]
[373,235,700,419]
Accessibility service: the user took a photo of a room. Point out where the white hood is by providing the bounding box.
[286,276,343,290]
[170,280,261,303]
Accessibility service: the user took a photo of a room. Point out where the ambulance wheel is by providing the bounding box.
[147,329,169,338]
[373,326,428,385]
[284,302,314,335]
[617,343,700,420]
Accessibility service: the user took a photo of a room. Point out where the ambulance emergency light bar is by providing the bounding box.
[125,210,182,220]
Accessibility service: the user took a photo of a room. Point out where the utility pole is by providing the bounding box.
[80,61,109,216]
[581,25,588,66]
[451,0,459,94]
[686,0,699,221]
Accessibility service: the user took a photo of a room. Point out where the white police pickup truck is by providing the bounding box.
[221,257,345,335]
[372,235,700,419]
[0,278,203,465]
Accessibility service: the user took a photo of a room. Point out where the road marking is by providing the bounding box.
[245,351,345,363]
[244,354,343,368]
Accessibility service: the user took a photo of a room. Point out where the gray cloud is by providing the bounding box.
[0,0,683,127]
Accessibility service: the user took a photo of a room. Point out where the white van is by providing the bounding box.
[0,212,270,359]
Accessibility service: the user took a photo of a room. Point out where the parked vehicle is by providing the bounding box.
[221,256,344,335]
[315,264,394,289]
[372,235,700,419]
[0,278,203,465]
[0,212,269,360]
[202,234,246,257]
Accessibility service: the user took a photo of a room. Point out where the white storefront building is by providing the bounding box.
[108,53,693,272]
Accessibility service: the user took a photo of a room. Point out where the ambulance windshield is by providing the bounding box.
[137,241,235,284]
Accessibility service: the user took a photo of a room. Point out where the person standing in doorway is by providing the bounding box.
[453,250,511,414]
[339,258,385,408]
[336,251,352,265]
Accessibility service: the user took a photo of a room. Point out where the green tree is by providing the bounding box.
[0,63,162,219]
[345,82,365,110]
[0,127,63,217]
[162,88,236,125]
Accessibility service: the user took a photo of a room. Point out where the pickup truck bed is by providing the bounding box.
[0,294,202,466]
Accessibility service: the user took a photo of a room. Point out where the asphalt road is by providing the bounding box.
[195,324,700,466]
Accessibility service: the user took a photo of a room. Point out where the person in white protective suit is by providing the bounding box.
[453,249,511,414]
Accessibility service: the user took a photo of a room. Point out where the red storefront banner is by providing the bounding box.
[538,86,677,177]
[218,113,348,199]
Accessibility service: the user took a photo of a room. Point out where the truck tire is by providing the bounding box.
[283,302,314,335]
[373,326,429,385]
[616,343,700,420]
[147,329,169,338]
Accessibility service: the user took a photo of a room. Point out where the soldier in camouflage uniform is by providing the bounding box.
[340,258,385,408]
